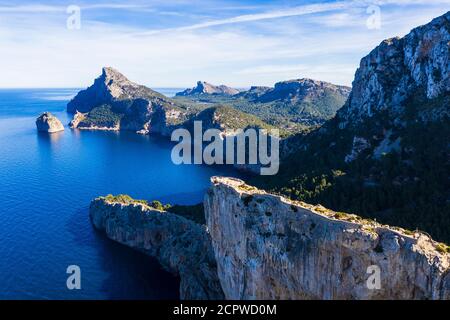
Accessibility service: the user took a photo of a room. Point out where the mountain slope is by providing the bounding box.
[68,67,174,113]
[185,105,276,133]
[67,67,190,135]
[174,78,350,131]
[176,81,239,96]
[254,11,450,243]
[236,78,350,127]
[67,68,279,138]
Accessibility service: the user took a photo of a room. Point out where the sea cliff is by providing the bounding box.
[89,196,224,300]
[90,178,450,300]
[205,177,450,300]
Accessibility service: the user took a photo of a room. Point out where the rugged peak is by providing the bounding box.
[274,78,351,92]
[102,66,120,77]
[100,67,132,84]
[98,66,141,95]
[253,77,350,104]
[176,81,239,96]
[67,68,165,114]
[337,11,449,126]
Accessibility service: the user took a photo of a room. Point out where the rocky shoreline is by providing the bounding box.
[89,196,224,300]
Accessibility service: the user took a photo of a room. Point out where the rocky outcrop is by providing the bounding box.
[67,67,188,135]
[35,112,64,133]
[338,11,449,126]
[260,12,450,253]
[280,12,449,173]
[68,67,166,113]
[69,111,86,129]
[176,81,239,96]
[89,197,224,300]
[255,78,350,104]
[205,177,450,300]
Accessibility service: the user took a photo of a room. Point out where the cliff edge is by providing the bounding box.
[89,196,224,300]
[205,177,450,300]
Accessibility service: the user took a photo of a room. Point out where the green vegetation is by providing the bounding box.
[173,87,348,134]
[102,194,206,224]
[103,195,171,211]
[333,212,350,220]
[103,194,149,206]
[436,243,450,254]
[238,183,258,192]
[80,104,124,127]
[252,101,450,244]
[149,200,172,211]
[213,105,275,131]
[191,104,285,133]
[168,203,205,225]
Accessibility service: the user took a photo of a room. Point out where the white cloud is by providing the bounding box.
[135,1,353,35]
[0,0,448,88]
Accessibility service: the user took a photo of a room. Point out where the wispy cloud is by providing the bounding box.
[0,3,151,13]
[0,0,448,88]
[136,1,353,35]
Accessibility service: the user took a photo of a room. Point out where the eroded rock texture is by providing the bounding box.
[89,197,224,300]
[339,12,449,125]
[35,112,64,133]
[205,177,450,300]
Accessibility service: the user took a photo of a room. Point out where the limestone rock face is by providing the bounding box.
[68,111,86,129]
[338,12,449,126]
[176,81,239,96]
[257,78,350,103]
[68,67,161,113]
[67,67,187,134]
[89,197,224,300]
[205,177,450,300]
[35,112,64,133]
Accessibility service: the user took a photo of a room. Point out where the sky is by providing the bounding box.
[0,0,448,88]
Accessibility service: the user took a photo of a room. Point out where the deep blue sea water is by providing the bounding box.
[0,88,238,299]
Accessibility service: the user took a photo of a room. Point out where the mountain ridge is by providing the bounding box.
[174,77,350,129]
[176,81,240,96]
[255,10,450,243]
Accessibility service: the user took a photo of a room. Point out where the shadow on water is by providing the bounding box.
[36,131,64,144]
[36,131,64,162]
[66,207,180,300]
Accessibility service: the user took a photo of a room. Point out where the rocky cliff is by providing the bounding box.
[258,12,450,244]
[338,12,449,126]
[35,112,64,133]
[67,67,188,135]
[253,78,350,105]
[176,81,239,96]
[89,196,224,300]
[205,177,450,300]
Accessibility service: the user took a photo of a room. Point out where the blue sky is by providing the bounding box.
[0,0,448,88]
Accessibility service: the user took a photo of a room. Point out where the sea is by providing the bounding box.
[0,88,238,299]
